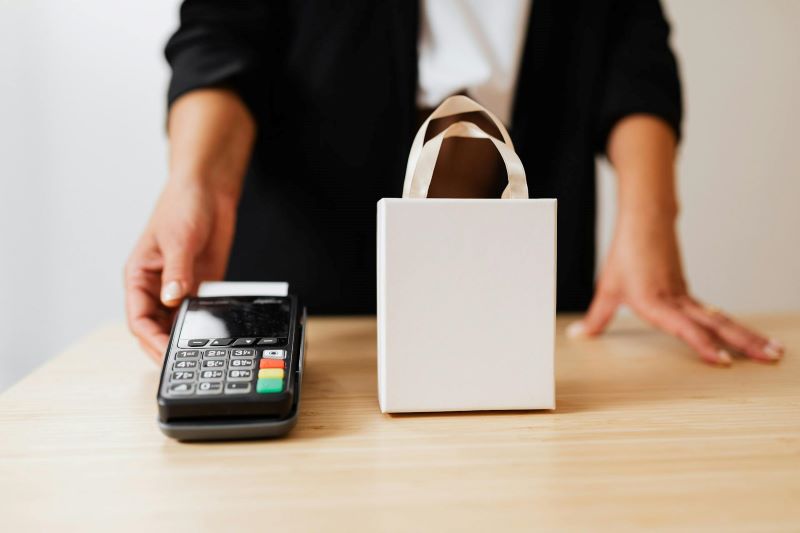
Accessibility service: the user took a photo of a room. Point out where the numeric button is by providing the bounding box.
[199,370,224,381]
[197,382,223,395]
[227,369,253,381]
[173,360,198,370]
[175,350,199,359]
[231,348,255,358]
[202,359,225,369]
[230,358,254,369]
[203,349,227,358]
[170,370,195,382]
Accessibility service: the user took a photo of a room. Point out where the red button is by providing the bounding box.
[259,359,284,369]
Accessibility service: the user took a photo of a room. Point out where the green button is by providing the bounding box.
[256,378,283,394]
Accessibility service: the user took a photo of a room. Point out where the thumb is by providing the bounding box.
[160,244,196,307]
[568,291,619,338]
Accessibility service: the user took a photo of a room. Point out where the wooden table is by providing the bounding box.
[1,315,798,531]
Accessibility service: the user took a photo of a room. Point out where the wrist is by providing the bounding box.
[168,171,242,207]
[616,169,680,229]
[617,200,679,227]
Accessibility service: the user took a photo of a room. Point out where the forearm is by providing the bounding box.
[606,114,679,225]
[167,88,256,202]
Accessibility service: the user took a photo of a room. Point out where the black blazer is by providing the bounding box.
[165,0,682,314]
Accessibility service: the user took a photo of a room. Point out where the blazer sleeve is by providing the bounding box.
[596,0,683,151]
[164,0,269,116]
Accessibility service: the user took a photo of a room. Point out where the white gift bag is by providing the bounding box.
[377,95,556,413]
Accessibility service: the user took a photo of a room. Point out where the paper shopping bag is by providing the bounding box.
[377,95,556,413]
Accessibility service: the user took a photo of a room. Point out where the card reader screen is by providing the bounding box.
[179,298,291,340]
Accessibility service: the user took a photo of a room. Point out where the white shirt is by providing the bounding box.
[417,0,532,126]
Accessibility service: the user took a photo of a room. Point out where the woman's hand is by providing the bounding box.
[125,181,238,362]
[567,114,785,365]
[124,89,255,362]
[568,210,785,365]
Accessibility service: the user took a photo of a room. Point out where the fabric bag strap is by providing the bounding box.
[402,95,527,199]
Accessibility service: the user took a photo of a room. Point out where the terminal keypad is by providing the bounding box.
[165,341,287,397]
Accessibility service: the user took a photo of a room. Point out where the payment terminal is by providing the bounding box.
[157,295,305,441]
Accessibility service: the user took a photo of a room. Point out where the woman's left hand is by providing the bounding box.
[567,210,785,366]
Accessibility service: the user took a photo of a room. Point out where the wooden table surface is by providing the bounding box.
[1,315,798,531]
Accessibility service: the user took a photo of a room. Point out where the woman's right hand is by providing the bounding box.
[124,89,256,362]
[125,179,238,362]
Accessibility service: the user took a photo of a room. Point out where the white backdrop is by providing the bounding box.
[1,0,799,391]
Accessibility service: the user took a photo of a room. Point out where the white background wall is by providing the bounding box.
[1,0,798,392]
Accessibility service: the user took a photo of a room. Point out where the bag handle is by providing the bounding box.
[403,95,528,199]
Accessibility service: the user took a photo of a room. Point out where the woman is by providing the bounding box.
[125,0,785,366]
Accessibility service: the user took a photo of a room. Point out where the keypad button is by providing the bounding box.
[173,360,198,369]
[262,349,286,360]
[256,378,283,394]
[232,338,256,346]
[256,337,278,346]
[201,359,226,369]
[231,348,255,358]
[258,368,284,379]
[227,369,253,381]
[175,350,199,359]
[229,358,254,369]
[199,370,224,381]
[197,382,223,395]
[225,382,251,395]
[188,339,209,347]
[170,370,195,381]
[168,382,195,395]
[259,359,284,369]
[210,338,233,346]
[203,349,227,358]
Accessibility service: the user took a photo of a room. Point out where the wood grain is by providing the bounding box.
[1,314,798,532]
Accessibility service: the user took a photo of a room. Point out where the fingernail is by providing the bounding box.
[717,349,733,365]
[764,340,784,360]
[161,280,183,303]
[768,338,785,351]
[566,321,587,339]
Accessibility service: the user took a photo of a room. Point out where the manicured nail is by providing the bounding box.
[764,340,784,360]
[768,338,785,351]
[566,321,587,339]
[717,349,733,365]
[161,280,183,303]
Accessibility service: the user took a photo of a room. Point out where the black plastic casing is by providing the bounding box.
[156,295,305,441]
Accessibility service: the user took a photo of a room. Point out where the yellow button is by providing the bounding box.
[258,368,284,379]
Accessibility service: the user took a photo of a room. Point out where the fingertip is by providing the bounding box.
[139,341,161,363]
[698,348,733,367]
[582,294,618,337]
[768,338,785,351]
[154,333,170,358]
[160,280,185,307]
[130,316,170,362]
[141,334,169,364]
[741,339,784,364]
[580,322,605,337]
[566,321,588,339]
[716,349,733,366]
[764,339,785,361]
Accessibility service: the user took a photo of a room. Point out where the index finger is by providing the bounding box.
[125,266,171,363]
